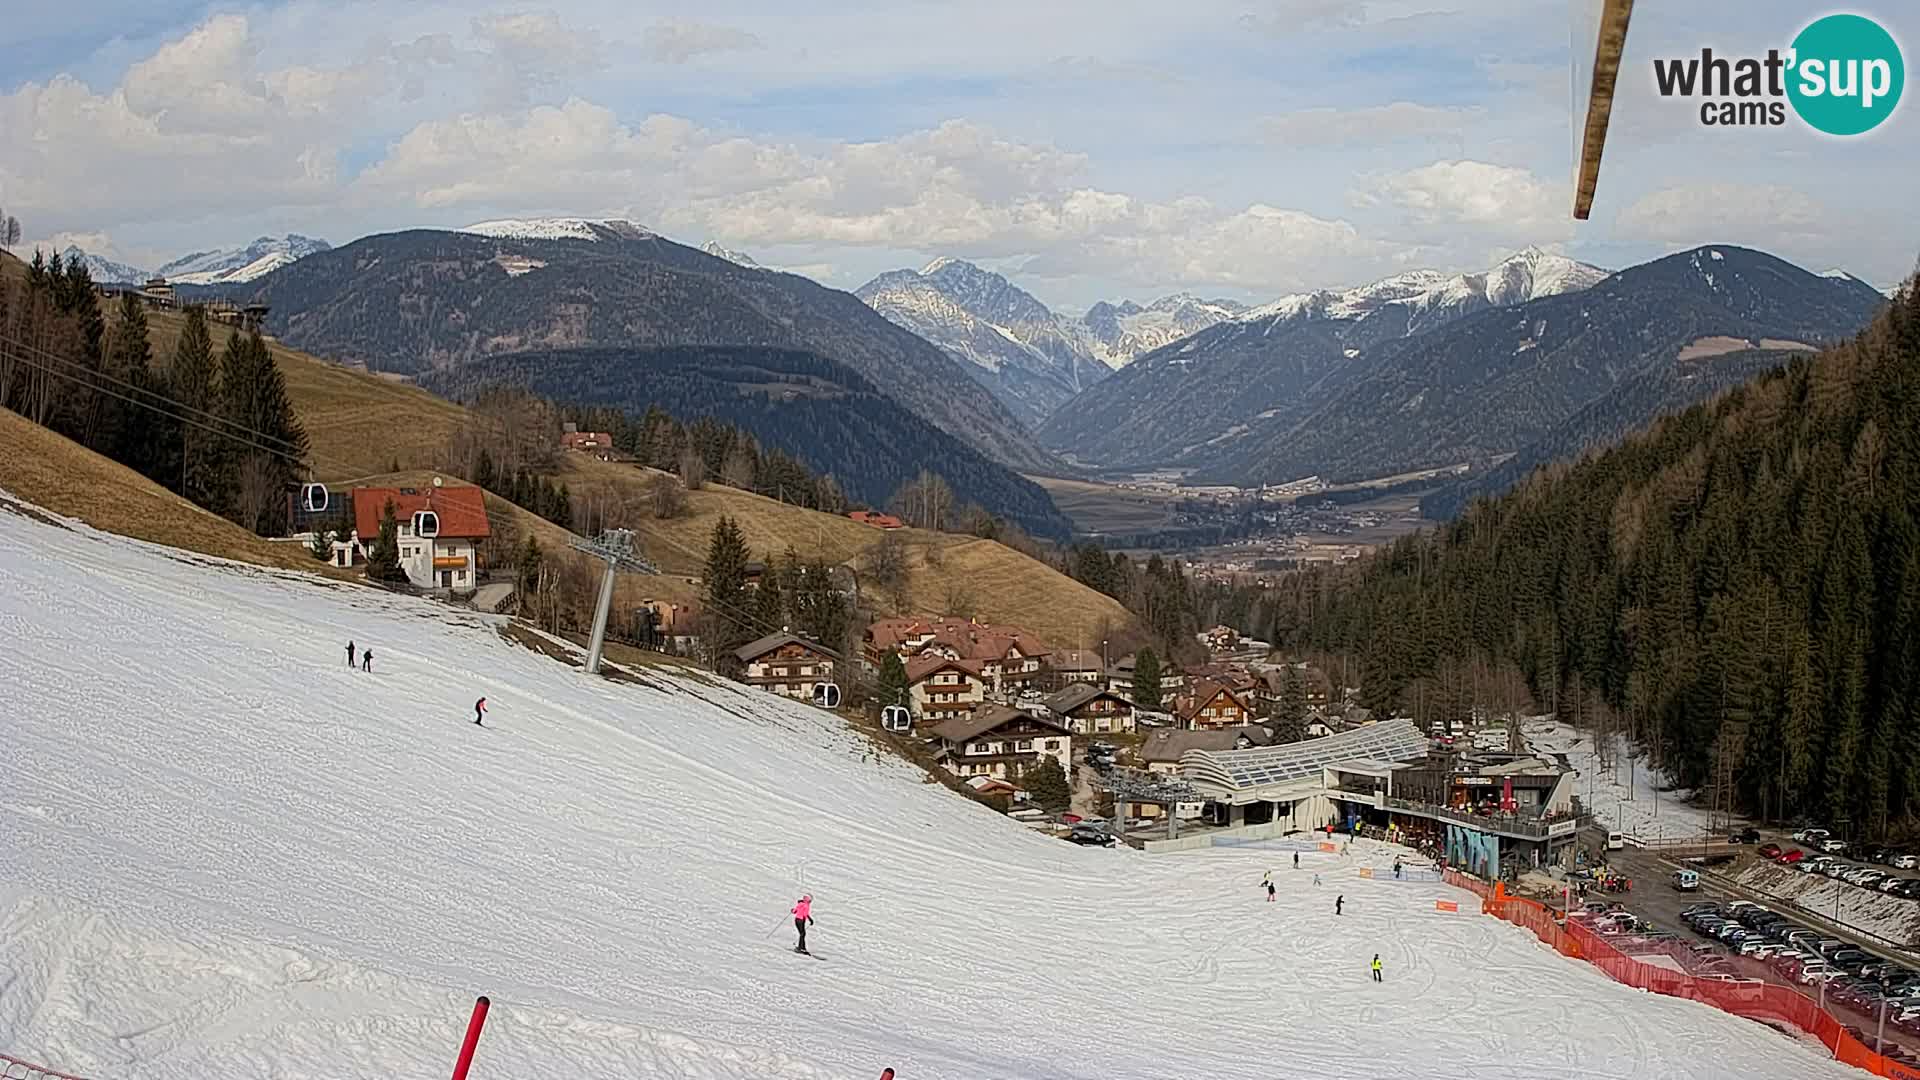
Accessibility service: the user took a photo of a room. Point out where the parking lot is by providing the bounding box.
[1602,842,1920,1065]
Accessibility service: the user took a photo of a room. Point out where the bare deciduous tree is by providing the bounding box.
[650,473,688,518]
[235,453,281,535]
[678,449,707,491]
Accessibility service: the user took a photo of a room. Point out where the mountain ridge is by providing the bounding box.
[241,228,1064,476]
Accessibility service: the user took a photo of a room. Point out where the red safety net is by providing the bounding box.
[1437,869,1920,1079]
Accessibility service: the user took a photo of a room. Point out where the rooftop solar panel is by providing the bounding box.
[1179,720,1429,792]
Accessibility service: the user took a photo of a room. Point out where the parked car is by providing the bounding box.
[1897,880,1920,899]
[1864,845,1895,864]
[1803,855,1835,873]
[1757,842,1783,859]
[1066,824,1117,847]
[1729,826,1762,844]
[1794,827,1832,843]
[1821,838,1850,853]
[1781,848,1808,864]
[1893,853,1919,870]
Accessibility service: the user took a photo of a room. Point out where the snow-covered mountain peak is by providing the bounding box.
[920,255,964,276]
[59,245,150,285]
[157,234,332,285]
[700,240,760,269]
[460,218,652,242]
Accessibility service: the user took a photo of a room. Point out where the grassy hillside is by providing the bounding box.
[144,309,466,480]
[0,407,348,576]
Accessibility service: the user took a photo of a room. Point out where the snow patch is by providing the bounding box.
[460,218,651,242]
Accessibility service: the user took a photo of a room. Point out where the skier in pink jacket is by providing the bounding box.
[792,894,814,954]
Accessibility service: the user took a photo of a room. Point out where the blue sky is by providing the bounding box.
[2,1,1913,309]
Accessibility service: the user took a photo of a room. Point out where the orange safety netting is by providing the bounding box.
[1438,870,1920,1079]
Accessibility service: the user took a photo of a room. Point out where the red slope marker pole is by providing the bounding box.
[451,995,491,1080]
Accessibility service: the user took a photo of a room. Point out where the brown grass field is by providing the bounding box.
[0,408,351,576]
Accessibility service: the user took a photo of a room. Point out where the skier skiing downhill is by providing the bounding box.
[792,894,814,954]
[1335,894,1345,916]
[474,698,487,725]
[1266,881,1276,902]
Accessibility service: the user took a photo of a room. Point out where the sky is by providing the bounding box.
[1,0,1915,310]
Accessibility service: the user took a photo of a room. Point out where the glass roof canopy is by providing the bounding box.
[1180,720,1429,793]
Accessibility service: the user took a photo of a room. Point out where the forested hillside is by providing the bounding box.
[1268,282,1920,833]
[1420,346,1814,519]
[420,345,1075,540]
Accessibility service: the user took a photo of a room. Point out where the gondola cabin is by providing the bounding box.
[811,682,842,710]
[301,483,329,513]
[881,705,913,733]
[412,510,440,539]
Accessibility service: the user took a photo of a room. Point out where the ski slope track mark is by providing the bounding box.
[0,491,1866,1079]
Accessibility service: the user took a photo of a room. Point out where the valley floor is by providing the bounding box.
[0,496,1860,1079]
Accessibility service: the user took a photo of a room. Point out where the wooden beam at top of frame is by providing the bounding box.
[1574,0,1635,221]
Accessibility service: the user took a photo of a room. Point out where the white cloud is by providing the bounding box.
[1262,102,1484,146]
[639,19,763,64]
[472,12,606,101]
[0,19,362,230]
[1615,183,1824,244]
[1355,160,1569,233]
[352,102,1386,293]
[1237,0,1371,33]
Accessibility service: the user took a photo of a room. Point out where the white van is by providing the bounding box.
[1607,831,1626,850]
[1671,869,1700,891]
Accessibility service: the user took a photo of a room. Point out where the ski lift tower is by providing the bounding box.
[1098,768,1201,843]
[567,527,659,676]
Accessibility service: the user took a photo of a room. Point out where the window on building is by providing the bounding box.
[1016,740,1033,752]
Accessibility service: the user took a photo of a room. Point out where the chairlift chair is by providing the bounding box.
[881,705,913,732]
[412,510,441,538]
[812,683,842,709]
[300,482,329,514]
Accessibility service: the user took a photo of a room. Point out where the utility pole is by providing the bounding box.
[567,528,660,675]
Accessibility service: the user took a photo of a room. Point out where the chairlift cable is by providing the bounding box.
[0,329,330,464]
[0,346,350,474]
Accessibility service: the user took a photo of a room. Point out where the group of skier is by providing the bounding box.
[343,641,488,726]
[1258,855,1395,980]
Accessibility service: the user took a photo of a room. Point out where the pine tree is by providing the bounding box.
[103,291,168,481]
[1274,665,1308,741]
[1133,648,1163,712]
[515,535,543,598]
[366,500,405,582]
[1022,755,1072,813]
[875,650,910,709]
[753,550,787,632]
[169,306,220,507]
[703,516,753,660]
[309,526,334,562]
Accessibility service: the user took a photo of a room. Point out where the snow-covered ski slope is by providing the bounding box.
[0,500,1858,1080]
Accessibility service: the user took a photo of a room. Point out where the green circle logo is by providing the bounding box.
[1787,14,1904,135]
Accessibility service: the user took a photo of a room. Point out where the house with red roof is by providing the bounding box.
[905,655,991,721]
[347,483,491,593]
[847,509,904,530]
[864,616,1051,698]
